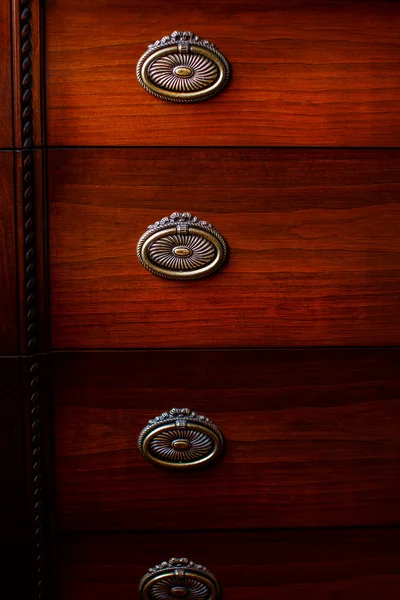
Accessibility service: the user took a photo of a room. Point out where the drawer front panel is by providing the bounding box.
[59,529,400,600]
[49,148,400,349]
[54,349,400,531]
[46,0,400,147]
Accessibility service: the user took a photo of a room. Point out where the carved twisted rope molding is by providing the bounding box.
[15,1,46,598]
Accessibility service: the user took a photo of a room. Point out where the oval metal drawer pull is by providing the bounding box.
[137,31,230,102]
[137,212,228,280]
[139,557,220,599]
[138,408,224,469]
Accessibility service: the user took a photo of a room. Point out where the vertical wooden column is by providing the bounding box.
[7,2,53,599]
[0,0,12,147]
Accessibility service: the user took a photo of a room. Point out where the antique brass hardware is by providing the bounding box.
[139,557,220,599]
[136,212,228,280]
[137,31,230,102]
[138,408,224,469]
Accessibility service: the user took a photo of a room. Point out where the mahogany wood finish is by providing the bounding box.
[0,0,12,147]
[11,0,43,149]
[45,0,400,147]
[49,148,400,349]
[2,1,400,597]
[59,528,400,600]
[3,4,51,598]
[0,152,17,353]
[54,348,400,532]
[15,150,49,353]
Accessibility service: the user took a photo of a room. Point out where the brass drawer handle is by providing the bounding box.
[137,31,230,102]
[139,557,220,599]
[137,212,228,280]
[138,408,224,469]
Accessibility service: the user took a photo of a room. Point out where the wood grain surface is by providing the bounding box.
[0,0,12,147]
[0,152,17,353]
[58,528,400,599]
[45,0,400,147]
[49,148,400,349]
[54,348,400,531]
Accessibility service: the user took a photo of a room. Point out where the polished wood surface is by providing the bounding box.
[15,150,48,353]
[4,0,399,596]
[54,348,400,531]
[2,5,51,594]
[11,0,43,149]
[0,152,17,353]
[49,148,400,349]
[45,0,400,147]
[59,528,400,599]
[0,0,12,147]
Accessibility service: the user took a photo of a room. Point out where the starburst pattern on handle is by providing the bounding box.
[137,32,230,103]
[148,233,216,271]
[150,576,210,599]
[149,428,213,463]
[149,53,218,92]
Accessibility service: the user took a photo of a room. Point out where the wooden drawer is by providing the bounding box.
[49,148,400,349]
[59,528,400,599]
[54,349,400,532]
[45,0,400,148]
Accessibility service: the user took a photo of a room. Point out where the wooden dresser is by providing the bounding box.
[2,1,400,598]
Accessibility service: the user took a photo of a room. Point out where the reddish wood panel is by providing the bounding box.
[59,528,400,600]
[49,148,400,349]
[45,0,400,147]
[0,0,12,147]
[11,0,43,149]
[54,349,400,531]
[0,152,17,353]
[15,150,48,353]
